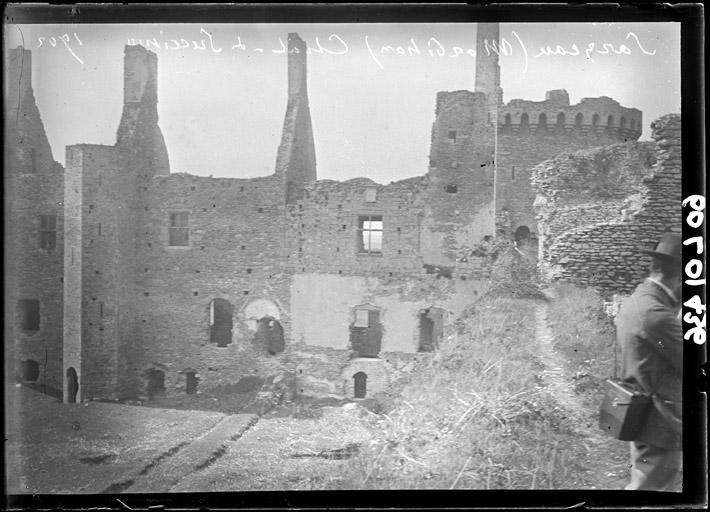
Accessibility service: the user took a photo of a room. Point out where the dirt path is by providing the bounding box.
[534,298,629,490]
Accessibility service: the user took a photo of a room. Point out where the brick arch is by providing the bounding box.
[575,112,584,129]
[536,112,548,134]
[518,112,530,135]
[242,298,281,322]
[556,112,566,132]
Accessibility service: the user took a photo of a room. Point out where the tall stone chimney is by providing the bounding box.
[474,23,502,105]
[274,33,317,203]
[287,33,308,99]
[116,45,169,176]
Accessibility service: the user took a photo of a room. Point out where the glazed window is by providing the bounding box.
[168,212,190,246]
[39,215,56,251]
[357,215,383,254]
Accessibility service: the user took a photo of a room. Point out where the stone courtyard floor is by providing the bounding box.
[5,385,372,494]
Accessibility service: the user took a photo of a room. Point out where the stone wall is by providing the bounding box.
[425,91,496,256]
[532,114,681,295]
[495,92,642,236]
[5,47,65,393]
[128,172,292,396]
[288,177,427,276]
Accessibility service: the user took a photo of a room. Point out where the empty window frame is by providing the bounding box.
[39,215,57,251]
[357,215,383,254]
[350,306,382,358]
[168,212,190,246]
[447,130,457,142]
[18,299,40,331]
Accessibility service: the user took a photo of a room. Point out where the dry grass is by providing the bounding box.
[323,296,576,490]
[318,282,618,490]
[545,283,616,405]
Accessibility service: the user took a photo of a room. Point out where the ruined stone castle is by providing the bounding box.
[6,24,679,403]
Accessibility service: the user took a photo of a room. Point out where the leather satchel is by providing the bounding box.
[599,379,652,441]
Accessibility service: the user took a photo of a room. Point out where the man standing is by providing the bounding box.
[616,232,683,491]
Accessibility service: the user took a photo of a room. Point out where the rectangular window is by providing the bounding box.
[448,130,457,142]
[39,215,56,251]
[357,215,383,254]
[511,166,516,181]
[354,309,370,328]
[168,212,190,246]
[18,299,40,331]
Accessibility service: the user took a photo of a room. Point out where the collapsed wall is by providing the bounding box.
[532,114,681,295]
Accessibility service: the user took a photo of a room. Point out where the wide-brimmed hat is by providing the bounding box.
[641,232,681,261]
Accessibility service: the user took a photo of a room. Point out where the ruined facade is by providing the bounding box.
[532,114,681,296]
[7,24,671,402]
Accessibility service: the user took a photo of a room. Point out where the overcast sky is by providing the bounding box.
[4,22,680,183]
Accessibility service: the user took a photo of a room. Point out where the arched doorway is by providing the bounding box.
[514,225,531,242]
[353,372,367,399]
[146,369,165,398]
[209,298,234,347]
[255,317,285,355]
[66,367,78,403]
[21,359,39,382]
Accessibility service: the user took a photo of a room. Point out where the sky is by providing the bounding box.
[4,22,680,183]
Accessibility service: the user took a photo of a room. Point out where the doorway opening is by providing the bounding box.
[353,372,367,398]
[255,317,285,355]
[146,369,166,398]
[209,298,234,347]
[419,307,444,352]
[66,367,79,403]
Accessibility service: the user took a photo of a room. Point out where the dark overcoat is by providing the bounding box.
[616,279,682,450]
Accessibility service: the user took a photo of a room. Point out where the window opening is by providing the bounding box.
[18,299,40,331]
[350,306,382,358]
[168,212,189,246]
[357,216,383,254]
[39,215,57,251]
[447,130,457,142]
[519,113,530,135]
[22,360,40,382]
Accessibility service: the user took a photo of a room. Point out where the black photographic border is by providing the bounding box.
[3,3,706,510]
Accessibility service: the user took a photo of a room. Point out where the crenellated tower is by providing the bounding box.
[494,91,643,239]
[421,24,501,266]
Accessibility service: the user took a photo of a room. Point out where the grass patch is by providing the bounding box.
[324,296,576,489]
[546,283,616,407]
